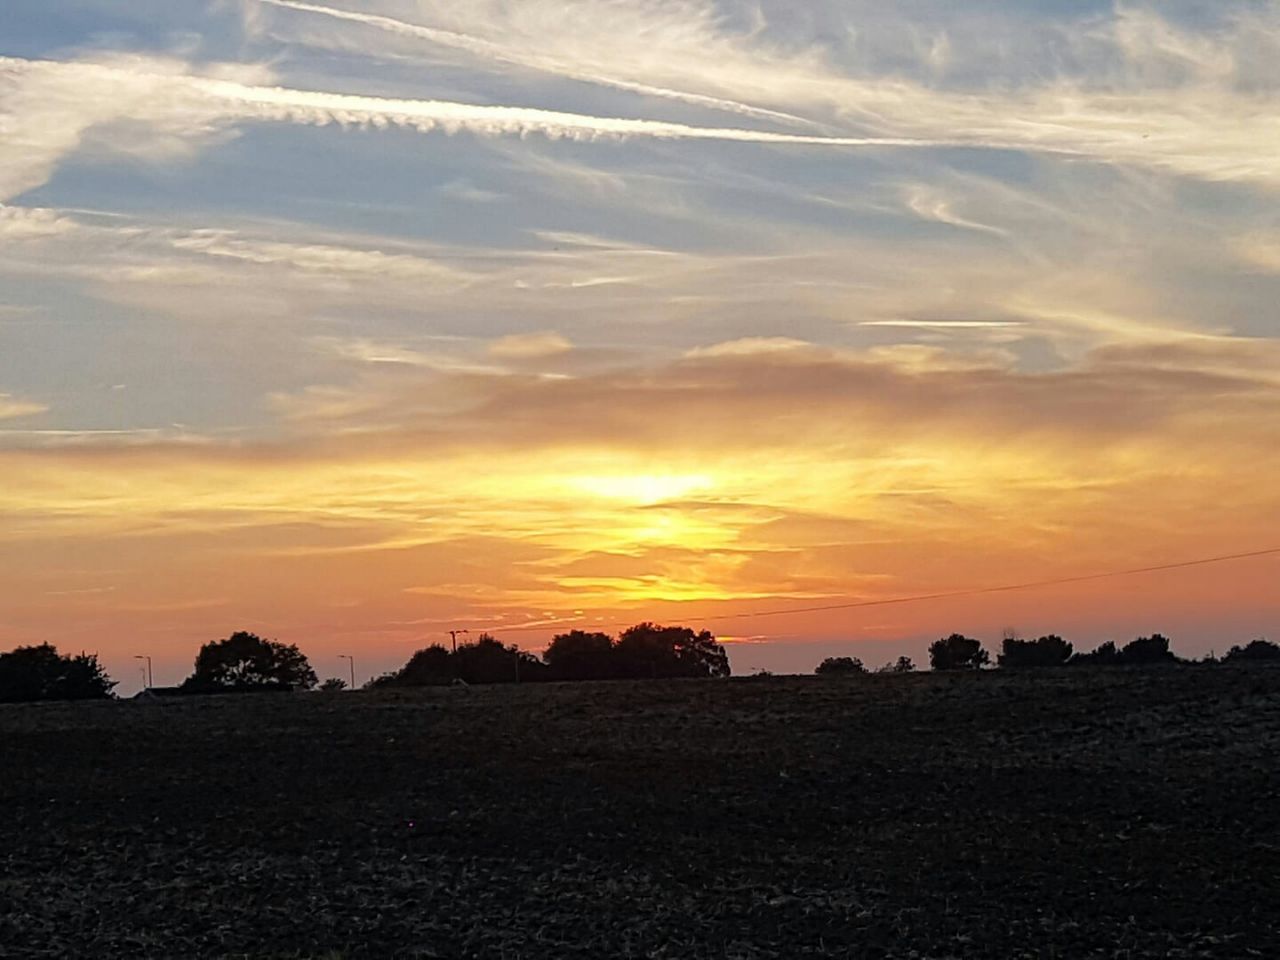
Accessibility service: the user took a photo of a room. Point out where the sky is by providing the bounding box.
[2,0,1278,691]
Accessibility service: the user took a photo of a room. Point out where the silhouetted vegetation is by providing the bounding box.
[0,644,116,703]
[998,634,1074,668]
[373,623,729,688]
[455,634,548,684]
[373,634,548,687]
[319,677,348,692]
[543,630,618,680]
[1070,639,1119,666]
[928,633,990,671]
[181,631,317,692]
[1225,638,1280,662]
[614,622,730,679]
[815,656,866,676]
[878,655,916,674]
[1069,634,1181,667]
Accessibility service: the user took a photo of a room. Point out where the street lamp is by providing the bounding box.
[338,654,355,689]
[448,629,468,655]
[133,655,153,689]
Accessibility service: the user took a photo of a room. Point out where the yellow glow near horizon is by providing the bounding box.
[568,473,714,504]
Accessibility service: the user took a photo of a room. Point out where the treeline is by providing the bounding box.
[815,633,1280,675]
[370,624,730,688]
[3,628,1277,705]
[0,623,731,703]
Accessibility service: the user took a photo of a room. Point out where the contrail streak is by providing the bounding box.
[256,0,819,129]
[192,74,952,149]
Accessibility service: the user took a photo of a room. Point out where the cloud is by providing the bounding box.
[0,394,47,420]
[489,331,574,359]
[254,0,816,127]
[0,55,271,201]
[6,30,1279,210]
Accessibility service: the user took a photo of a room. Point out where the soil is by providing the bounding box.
[1,665,1277,958]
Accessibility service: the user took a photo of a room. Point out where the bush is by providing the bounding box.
[815,656,866,676]
[877,656,916,674]
[929,634,990,671]
[319,677,348,692]
[1070,640,1119,666]
[0,644,116,703]
[998,635,1073,669]
[1224,639,1280,663]
[1117,634,1179,665]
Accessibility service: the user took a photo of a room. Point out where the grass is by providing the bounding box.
[1,665,1277,958]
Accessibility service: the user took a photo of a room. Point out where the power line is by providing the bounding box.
[460,545,1280,635]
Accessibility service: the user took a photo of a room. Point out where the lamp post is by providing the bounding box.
[133,655,153,690]
[338,654,355,690]
[448,629,468,655]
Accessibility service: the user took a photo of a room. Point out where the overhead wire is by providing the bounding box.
[457,545,1280,636]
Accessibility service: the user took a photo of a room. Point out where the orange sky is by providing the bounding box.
[3,340,1278,690]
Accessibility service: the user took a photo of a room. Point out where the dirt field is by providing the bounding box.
[1,666,1277,958]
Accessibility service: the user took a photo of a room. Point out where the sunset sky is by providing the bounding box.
[3,0,1278,691]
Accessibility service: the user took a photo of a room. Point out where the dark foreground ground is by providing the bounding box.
[1,667,1278,959]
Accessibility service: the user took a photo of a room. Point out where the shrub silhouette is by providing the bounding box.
[319,677,348,692]
[928,634,990,671]
[543,631,618,681]
[614,623,730,679]
[1224,639,1280,662]
[877,656,916,674]
[0,643,116,702]
[815,656,866,676]
[454,634,547,684]
[998,634,1073,669]
[183,631,317,692]
[1070,640,1120,666]
[1117,634,1179,665]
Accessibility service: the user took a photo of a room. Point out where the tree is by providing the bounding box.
[1117,634,1179,665]
[455,634,547,684]
[319,677,348,692]
[543,630,617,681]
[877,656,916,674]
[614,623,730,679]
[392,644,455,686]
[1224,639,1280,663]
[815,656,866,676]
[998,634,1073,669]
[184,631,317,692]
[0,644,116,703]
[928,634,990,671]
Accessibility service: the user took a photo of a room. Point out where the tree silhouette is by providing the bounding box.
[391,644,455,686]
[928,634,990,671]
[183,631,317,692]
[1117,634,1179,665]
[0,643,116,702]
[877,656,916,674]
[998,634,1074,669]
[1224,639,1280,662]
[543,630,617,681]
[319,677,348,692]
[455,634,547,684]
[614,623,730,679]
[815,656,866,676]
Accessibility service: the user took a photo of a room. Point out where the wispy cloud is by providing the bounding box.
[255,0,817,127]
[0,394,47,420]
